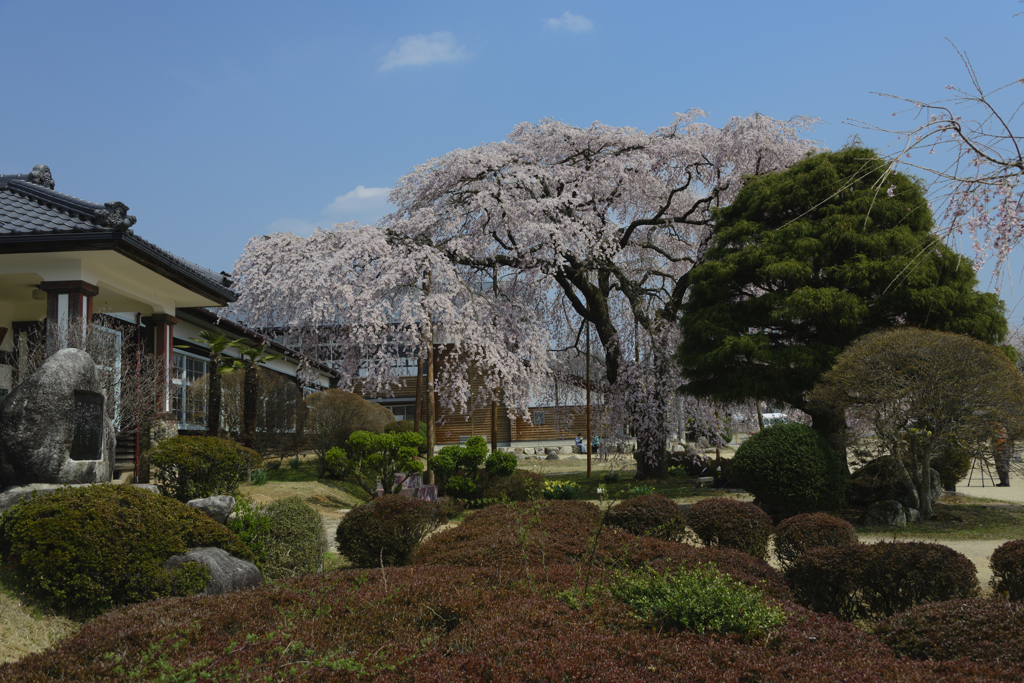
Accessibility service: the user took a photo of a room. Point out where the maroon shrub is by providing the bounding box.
[335,494,440,567]
[606,494,687,541]
[787,541,979,620]
[2,565,1021,682]
[876,597,1024,665]
[411,499,791,600]
[686,498,773,560]
[990,539,1024,600]
[773,512,859,571]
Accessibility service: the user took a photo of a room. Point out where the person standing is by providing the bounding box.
[592,434,600,455]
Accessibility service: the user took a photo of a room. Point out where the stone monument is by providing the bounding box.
[0,348,115,487]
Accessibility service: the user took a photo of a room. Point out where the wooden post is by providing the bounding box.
[426,271,436,472]
[491,264,499,453]
[586,314,592,478]
[414,357,423,437]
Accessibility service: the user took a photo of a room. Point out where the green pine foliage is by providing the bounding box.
[731,422,846,512]
[679,146,1007,416]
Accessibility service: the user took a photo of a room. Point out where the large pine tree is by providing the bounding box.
[677,146,1008,470]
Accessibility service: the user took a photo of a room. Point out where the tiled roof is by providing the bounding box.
[0,168,235,301]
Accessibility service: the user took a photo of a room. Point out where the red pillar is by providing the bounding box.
[39,280,98,354]
[144,314,178,415]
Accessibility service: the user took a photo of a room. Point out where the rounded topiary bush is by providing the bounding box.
[150,435,263,502]
[0,484,252,616]
[606,494,687,541]
[773,513,859,571]
[990,539,1024,600]
[335,494,440,567]
[686,498,773,560]
[230,497,327,580]
[484,451,518,477]
[875,597,1024,665]
[731,422,845,512]
[787,541,979,620]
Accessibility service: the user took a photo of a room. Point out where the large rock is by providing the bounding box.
[862,500,907,528]
[186,495,235,524]
[849,458,941,508]
[164,547,263,595]
[0,349,115,488]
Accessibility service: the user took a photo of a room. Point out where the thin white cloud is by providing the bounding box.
[545,11,593,33]
[322,185,390,214]
[379,32,468,72]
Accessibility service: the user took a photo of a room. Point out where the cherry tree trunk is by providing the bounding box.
[633,393,670,480]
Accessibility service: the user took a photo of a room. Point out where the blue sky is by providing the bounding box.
[2,0,1022,321]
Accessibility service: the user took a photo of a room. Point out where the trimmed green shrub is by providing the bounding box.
[323,446,351,479]
[150,435,263,502]
[611,563,785,638]
[731,422,845,512]
[335,494,440,567]
[686,498,773,560]
[543,480,580,500]
[876,597,1024,665]
[229,497,327,580]
[606,494,687,541]
[429,452,457,477]
[786,541,979,620]
[262,496,328,579]
[773,513,859,571]
[485,451,518,477]
[445,475,477,499]
[0,485,252,616]
[461,436,489,469]
[990,539,1024,600]
[479,470,545,502]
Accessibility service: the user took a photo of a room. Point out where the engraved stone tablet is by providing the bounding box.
[71,390,105,461]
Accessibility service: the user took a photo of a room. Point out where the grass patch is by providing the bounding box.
[263,458,372,503]
[854,505,1024,541]
[539,470,734,501]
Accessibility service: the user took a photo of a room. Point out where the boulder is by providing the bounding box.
[523,448,535,455]
[545,448,559,457]
[905,507,921,523]
[559,445,574,455]
[545,452,560,460]
[186,495,236,524]
[862,500,906,528]
[849,458,941,508]
[0,349,115,487]
[164,547,263,595]
[513,448,524,454]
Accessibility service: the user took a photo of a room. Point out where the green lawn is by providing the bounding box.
[262,458,373,503]
[854,504,1024,541]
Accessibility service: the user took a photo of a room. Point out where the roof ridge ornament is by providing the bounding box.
[26,164,54,190]
[94,201,137,230]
